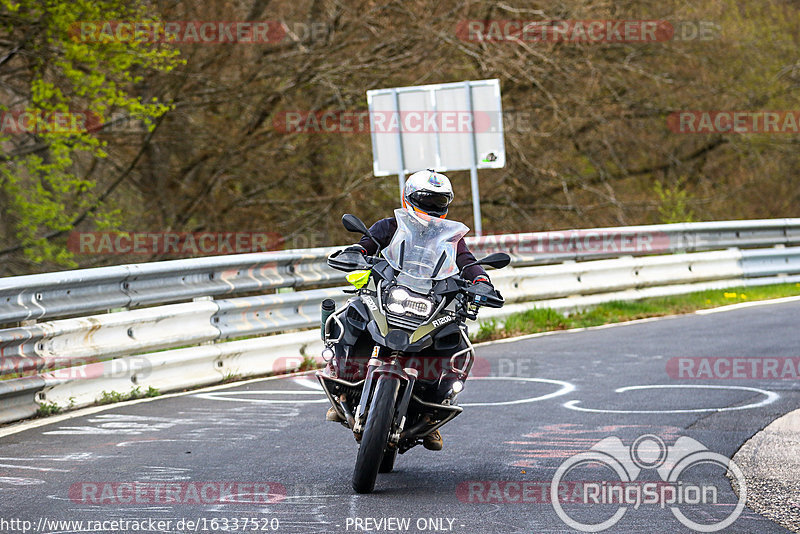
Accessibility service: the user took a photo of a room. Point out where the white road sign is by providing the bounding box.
[366,79,505,176]
[366,79,505,235]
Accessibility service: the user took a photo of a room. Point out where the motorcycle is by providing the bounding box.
[316,209,509,493]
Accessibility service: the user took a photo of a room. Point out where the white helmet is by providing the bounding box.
[402,169,454,218]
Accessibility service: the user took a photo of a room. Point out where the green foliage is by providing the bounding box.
[653,178,696,223]
[36,400,61,416]
[298,354,322,372]
[220,370,240,383]
[97,384,159,404]
[97,389,125,404]
[484,283,800,340]
[0,0,181,265]
[503,307,570,335]
[473,319,497,342]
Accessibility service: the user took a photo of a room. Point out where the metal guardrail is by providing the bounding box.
[468,218,800,262]
[2,218,800,424]
[741,247,800,278]
[0,248,339,325]
[2,219,799,327]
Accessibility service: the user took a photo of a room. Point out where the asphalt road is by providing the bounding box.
[1,299,799,533]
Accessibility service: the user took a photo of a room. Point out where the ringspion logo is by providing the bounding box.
[551,434,745,532]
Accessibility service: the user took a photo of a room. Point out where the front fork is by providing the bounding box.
[353,351,416,446]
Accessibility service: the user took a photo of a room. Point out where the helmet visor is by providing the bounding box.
[408,190,452,214]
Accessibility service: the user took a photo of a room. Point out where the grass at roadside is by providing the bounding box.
[473,282,800,342]
[97,385,160,405]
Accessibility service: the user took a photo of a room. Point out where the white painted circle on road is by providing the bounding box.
[194,390,329,404]
[461,377,576,407]
[564,384,779,414]
[193,377,576,407]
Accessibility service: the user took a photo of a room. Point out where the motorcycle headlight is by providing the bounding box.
[386,287,433,317]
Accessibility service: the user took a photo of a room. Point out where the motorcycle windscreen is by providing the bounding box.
[383,208,469,293]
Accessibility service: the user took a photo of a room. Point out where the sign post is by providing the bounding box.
[366,79,505,236]
[391,88,406,199]
[463,80,483,235]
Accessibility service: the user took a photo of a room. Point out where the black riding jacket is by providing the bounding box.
[357,217,489,283]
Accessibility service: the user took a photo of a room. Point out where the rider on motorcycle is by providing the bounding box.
[325,169,496,450]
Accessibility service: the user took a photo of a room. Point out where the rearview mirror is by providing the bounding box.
[478,252,511,270]
[342,214,370,236]
[341,213,381,252]
[460,252,511,274]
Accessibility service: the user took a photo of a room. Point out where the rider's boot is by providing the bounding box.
[326,406,345,422]
[423,429,443,451]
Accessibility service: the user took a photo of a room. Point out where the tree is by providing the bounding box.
[0,0,180,272]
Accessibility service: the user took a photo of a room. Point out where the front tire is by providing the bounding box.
[352,377,399,493]
[378,448,397,473]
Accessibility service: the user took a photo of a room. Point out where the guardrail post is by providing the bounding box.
[193,296,216,346]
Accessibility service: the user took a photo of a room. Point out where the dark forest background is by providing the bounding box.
[2,0,799,275]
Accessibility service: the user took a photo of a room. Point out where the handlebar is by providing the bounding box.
[326,249,376,272]
[462,282,504,308]
[328,249,504,308]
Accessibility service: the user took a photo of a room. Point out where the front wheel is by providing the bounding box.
[352,376,399,493]
[378,448,397,473]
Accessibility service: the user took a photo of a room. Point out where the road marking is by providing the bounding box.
[194,377,576,408]
[461,377,576,407]
[293,377,324,390]
[194,390,329,404]
[564,384,779,413]
[43,413,184,435]
[695,294,800,314]
[0,463,69,472]
[0,477,45,486]
[0,369,318,439]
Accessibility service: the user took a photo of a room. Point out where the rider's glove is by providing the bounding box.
[343,245,367,255]
[471,276,495,295]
